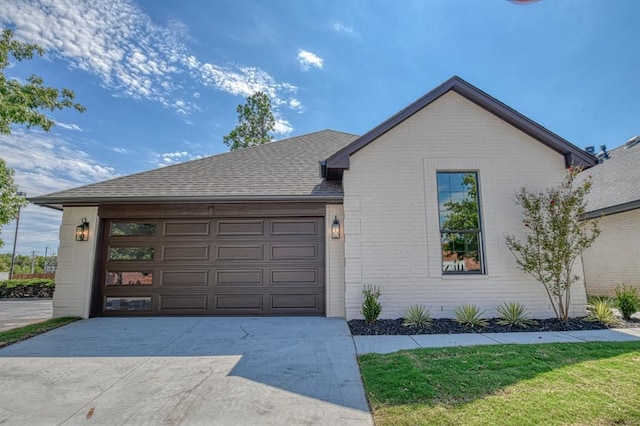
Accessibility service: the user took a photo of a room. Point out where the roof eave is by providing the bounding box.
[29,194,345,207]
[324,76,597,177]
[582,199,640,220]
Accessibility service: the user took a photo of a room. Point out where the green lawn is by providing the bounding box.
[0,317,80,349]
[359,342,640,426]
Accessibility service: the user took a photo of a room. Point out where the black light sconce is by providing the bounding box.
[331,216,341,239]
[75,218,89,241]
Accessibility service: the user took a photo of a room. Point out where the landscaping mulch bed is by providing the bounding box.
[349,317,640,336]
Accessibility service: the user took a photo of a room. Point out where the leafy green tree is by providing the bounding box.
[223,91,275,150]
[0,159,27,247]
[1,29,85,134]
[505,167,600,321]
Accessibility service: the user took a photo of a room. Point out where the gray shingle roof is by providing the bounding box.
[30,130,358,206]
[583,140,640,216]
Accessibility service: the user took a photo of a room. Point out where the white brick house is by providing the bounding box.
[32,76,597,319]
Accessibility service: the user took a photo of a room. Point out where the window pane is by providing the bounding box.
[108,247,154,261]
[437,171,483,274]
[111,223,156,236]
[106,272,153,286]
[105,297,152,311]
[441,232,482,272]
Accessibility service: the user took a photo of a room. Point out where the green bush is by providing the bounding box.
[361,285,382,324]
[496,302,535,328]
[0,279,55,298]
[587,294,615,307]
[615,285,639,319]
[454,304,488,328]
[402,305,432,327]
[585,300,622,326]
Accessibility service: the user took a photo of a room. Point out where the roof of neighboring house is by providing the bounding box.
[583,138,640,218]
[323,76,597,180]
[30,129,358,208]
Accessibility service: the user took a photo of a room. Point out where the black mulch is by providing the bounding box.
[348,317,640,336]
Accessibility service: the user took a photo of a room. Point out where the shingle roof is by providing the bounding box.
[30,129,358,207]
[583,139,640,217]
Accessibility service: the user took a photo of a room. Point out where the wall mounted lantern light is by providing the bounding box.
[331,216,341,239]
[75,218,90,241]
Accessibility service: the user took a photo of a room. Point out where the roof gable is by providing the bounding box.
[322,76,596,180]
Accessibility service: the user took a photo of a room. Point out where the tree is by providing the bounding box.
[0,29,85,134]
[0,159,27,247]
[505,167,600,321]
[223,91,275,150]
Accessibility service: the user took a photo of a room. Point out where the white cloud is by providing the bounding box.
[0,0,302,120]
[273,118,293,135]
[0,129,119,255]
[156,150,202,167]
[297,50,324,71]
[333,22,357,35]
[56,122,83,132]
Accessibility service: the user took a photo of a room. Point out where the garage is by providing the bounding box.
[96,213,325,316]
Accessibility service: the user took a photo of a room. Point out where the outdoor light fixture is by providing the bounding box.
[331,216,341,239]
[75,218,89,241]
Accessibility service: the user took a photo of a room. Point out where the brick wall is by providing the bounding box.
[53,206,99,318]
[342,91,588,320]
[583,209,640,295]
[325,204,346,317]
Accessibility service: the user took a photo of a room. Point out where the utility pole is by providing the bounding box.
[31,251,37,273]
[9,191,27,279]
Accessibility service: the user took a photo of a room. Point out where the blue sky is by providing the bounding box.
[0,0,638,257]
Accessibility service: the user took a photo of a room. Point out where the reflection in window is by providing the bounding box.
[105,297,152,311]
[437,172,484,273]
[110,223,156,236]
[107,272,153,286]
[108,247,154,261]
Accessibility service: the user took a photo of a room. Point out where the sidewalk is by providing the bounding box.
[353,327,640,354]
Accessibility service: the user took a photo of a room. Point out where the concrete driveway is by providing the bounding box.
[0,317,372,425]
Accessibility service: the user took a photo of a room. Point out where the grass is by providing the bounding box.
[0,317,80,349]
[359,341,640,426]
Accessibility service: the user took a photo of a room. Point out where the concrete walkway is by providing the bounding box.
[354,327,640,354]
[0,317,372,426]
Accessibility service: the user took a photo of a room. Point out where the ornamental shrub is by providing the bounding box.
[0,279,55,298]
[615,285,639,319]
[361,285,382,324]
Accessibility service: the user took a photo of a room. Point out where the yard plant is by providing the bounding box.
[506,167,600,321]
[585,300,621,326]
[361,285,382,324]
[402,305,432,327]
[614,284,639,319]
[0,279,54,298]
[453,304,487,327]
[359,341,640,426]
[496,302,535,328]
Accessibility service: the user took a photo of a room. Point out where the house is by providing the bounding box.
[581,137,640,295]
[31,76,597,319]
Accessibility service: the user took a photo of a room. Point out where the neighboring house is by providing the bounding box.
[581,137,640,295]
[31,76,597,320]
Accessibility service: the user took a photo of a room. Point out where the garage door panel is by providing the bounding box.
[215,269,264,286]
[216,220,264,236]
[162,245,209,261]
[161,270,209,286]
[215,294,263,310]
[215,244,264,261]
[270,293,321,310]
[270,219,319,236]
[271,269,319,286]
[163,221,210,236]
[270,244,319,261]
[160,294,208,310]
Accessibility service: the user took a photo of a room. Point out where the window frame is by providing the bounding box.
[436,171,486,275]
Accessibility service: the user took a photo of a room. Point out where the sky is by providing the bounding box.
[0,0,639,257]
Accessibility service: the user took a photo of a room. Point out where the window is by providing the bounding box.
[106,272,153,286]
[105,297,152,311]
[437,171,484,273]
[110,222,156,236]
[108,247,154,261]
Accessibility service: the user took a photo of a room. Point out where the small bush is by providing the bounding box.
[0,279,55,298]
[453,304,488,327]
[361,285,382,324]
[615,285,639,319]
[496,302,535,328]
[587,294,615,307]
[402,305,432,327]
[586,301,622,326]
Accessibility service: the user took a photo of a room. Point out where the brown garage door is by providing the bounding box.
[97,217,325,316]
